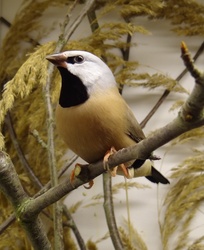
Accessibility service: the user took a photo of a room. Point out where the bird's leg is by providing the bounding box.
[103,147,133,178]
[103,147,118,176]
[70,163,94,189]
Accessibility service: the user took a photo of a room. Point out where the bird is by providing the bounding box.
[46,50,169,185]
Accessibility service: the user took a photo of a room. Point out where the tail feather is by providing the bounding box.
[132,159,169,184]
[146,167,169,184]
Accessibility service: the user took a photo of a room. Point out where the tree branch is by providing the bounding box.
[0,154,83,249]
[119,17,132,94]
[0,151,51,250]
[63,0,96,46]
[20,112,204,220]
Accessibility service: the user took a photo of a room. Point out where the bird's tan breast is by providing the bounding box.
[55,88,135,163]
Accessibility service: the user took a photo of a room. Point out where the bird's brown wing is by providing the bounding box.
[124,104,145,143]
[124,105,148,169]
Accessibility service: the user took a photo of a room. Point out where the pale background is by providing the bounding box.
[1,0,204,249]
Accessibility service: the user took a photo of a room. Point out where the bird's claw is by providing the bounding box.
[84,180,94,189]
[103,147,132,178]
[103,147,118,176]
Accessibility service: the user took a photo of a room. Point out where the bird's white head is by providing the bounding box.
[46,51,117,95]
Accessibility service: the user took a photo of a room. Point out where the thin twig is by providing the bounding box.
[30,129,48,149]
[0,214,15,234]
[87,6,107,64]
[62,204,87,250]
[103,172,124,250]
[181,41,200,79]
[140,40,204,128]
[44,4,75,249]
[45,1,95,248]
[5,112,43,189]
[0,16,40,47]
[87,6,99,32]
[36,154,78,196]
[44,68,62,249]
[119,17,132,94]
[63,0,95,46]
[0,16,11,27]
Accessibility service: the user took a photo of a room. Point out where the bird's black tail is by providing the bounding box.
[146,166,170,184]
[132,159,170,184]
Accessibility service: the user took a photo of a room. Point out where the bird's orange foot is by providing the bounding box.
[70,163,94,189]
[103,147,132,178]
[103,147,118,176]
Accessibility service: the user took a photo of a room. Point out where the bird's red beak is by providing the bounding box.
[46,53,67,67]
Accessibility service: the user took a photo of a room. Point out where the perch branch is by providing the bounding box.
[20,109,204,219]
[15,43,204,220]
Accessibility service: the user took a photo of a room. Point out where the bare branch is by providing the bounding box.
[0,214,15,234]
[5,112,43,189]
[62,204,87,250]
[0,155,82,247]
[87,6,99,32]
[0,151,51,250]
[63,0,95,46]
[119,17,132,94]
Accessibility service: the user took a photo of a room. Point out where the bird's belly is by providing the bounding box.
[56,101,134,163]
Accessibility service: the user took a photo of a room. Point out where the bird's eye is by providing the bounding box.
[74,55,84,64]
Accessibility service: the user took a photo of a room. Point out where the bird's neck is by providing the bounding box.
[57,67,89,108]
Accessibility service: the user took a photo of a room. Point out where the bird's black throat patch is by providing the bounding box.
[57,67,89,108]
